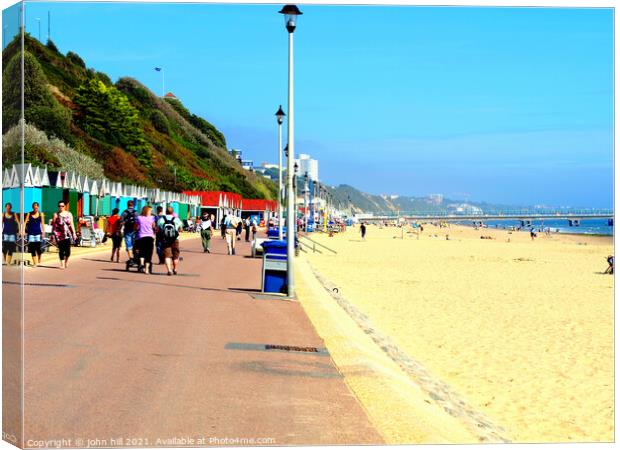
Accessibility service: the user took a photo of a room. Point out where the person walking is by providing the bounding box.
[244,217,251,242]
[220,215,227,239]
[251,218,257,241]
[120,200,138,261]
[236,218,243,241]
[2,202,19,266]
[24,202,45,266]
[360,222,367,241]
[136,205,156,274]
[51,201,77,269]
[200,213,213,253]
[224,215,237,255]
[105,208,122,263]
[157,206,183,276]
[154,206,165,264]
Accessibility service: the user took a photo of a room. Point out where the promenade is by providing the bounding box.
[20,234,382,446]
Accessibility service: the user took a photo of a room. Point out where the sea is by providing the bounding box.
[455,218,614,236]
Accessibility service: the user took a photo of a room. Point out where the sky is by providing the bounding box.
[11,2,615,208]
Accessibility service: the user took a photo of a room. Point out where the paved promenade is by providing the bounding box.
[20,233,382,446]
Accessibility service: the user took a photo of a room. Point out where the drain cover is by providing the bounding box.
[265,344,320,353]
[225,342,329,356]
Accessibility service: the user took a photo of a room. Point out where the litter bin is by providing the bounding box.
[267,227,286,239]
[261,240,288,294]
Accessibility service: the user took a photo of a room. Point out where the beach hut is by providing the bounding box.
[98,180,112,216]
[242,198,277,225]
[1,165,22,213]
[17,164,42,213]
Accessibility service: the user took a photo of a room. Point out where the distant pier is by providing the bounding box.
[362,209,614,224]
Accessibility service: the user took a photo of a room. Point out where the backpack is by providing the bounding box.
[160,216,179,244]
[123,208,137,232]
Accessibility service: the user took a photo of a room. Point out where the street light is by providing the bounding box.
[275,105,286,239]
[304,172,309,233]
[279,4,302,297]
[36,18,40,41]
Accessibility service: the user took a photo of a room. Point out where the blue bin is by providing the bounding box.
[261,240,288,294]
[267,227,286,239]
[261,239,287,259]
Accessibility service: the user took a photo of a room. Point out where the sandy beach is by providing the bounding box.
[297,224,613,443]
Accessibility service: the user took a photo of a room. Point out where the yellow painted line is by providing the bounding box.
[295,256,480,444]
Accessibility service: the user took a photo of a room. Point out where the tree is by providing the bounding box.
[2,51,72,142]
[74,78,152,167]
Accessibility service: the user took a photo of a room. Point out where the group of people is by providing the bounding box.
[3,199,265,270]
[2,200,78,268]
[219,215,257,255]
[105,201,183,276]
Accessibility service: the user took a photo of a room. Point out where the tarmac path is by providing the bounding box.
[20,233,382,447]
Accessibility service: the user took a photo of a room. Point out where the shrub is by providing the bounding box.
[2,51,72,142]
[66,51,86,68]
[46,39,59,53]
[115,77,157,109]
[150,110,170,134]
[2,121,104,179]
[25,104,72,143]
[95,71,112,86]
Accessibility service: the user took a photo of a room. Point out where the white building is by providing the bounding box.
[295,154,319,181]
[428,193,444,205]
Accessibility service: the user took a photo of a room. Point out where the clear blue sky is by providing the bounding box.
[18,2,614,207]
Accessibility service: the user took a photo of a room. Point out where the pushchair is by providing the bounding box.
[125,247,153,273]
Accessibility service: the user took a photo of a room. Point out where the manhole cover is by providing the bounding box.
[265,344,320,353]
[225,342,329,356]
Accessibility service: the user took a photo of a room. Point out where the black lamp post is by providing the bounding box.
[275,105,286,239]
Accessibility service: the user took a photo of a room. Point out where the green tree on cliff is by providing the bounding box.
[2,51,72,142]
[74,78,152,167]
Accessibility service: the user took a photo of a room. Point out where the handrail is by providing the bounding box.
[298,234,337,254]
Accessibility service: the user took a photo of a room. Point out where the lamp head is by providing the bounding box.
[275,105,286,125]
[278,4,303,33]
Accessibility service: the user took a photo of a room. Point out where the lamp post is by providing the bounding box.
[275,105,286,239]
[303,172,309,233]
[279,4,302,297]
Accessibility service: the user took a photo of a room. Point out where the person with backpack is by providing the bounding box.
[2,202,20,266]
[224,215,237,255]
[105,208,122,263]
[157,206,183,276]
[120,200,138,261]
[23,202,45,267]
[199,212,213,253]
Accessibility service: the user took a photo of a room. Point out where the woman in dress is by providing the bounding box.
[51,201,77,269]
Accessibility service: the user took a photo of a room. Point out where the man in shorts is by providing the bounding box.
[157,206,183,275]
[120,200,138,260]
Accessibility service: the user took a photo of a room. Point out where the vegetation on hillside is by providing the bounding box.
[1,34,276,199]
